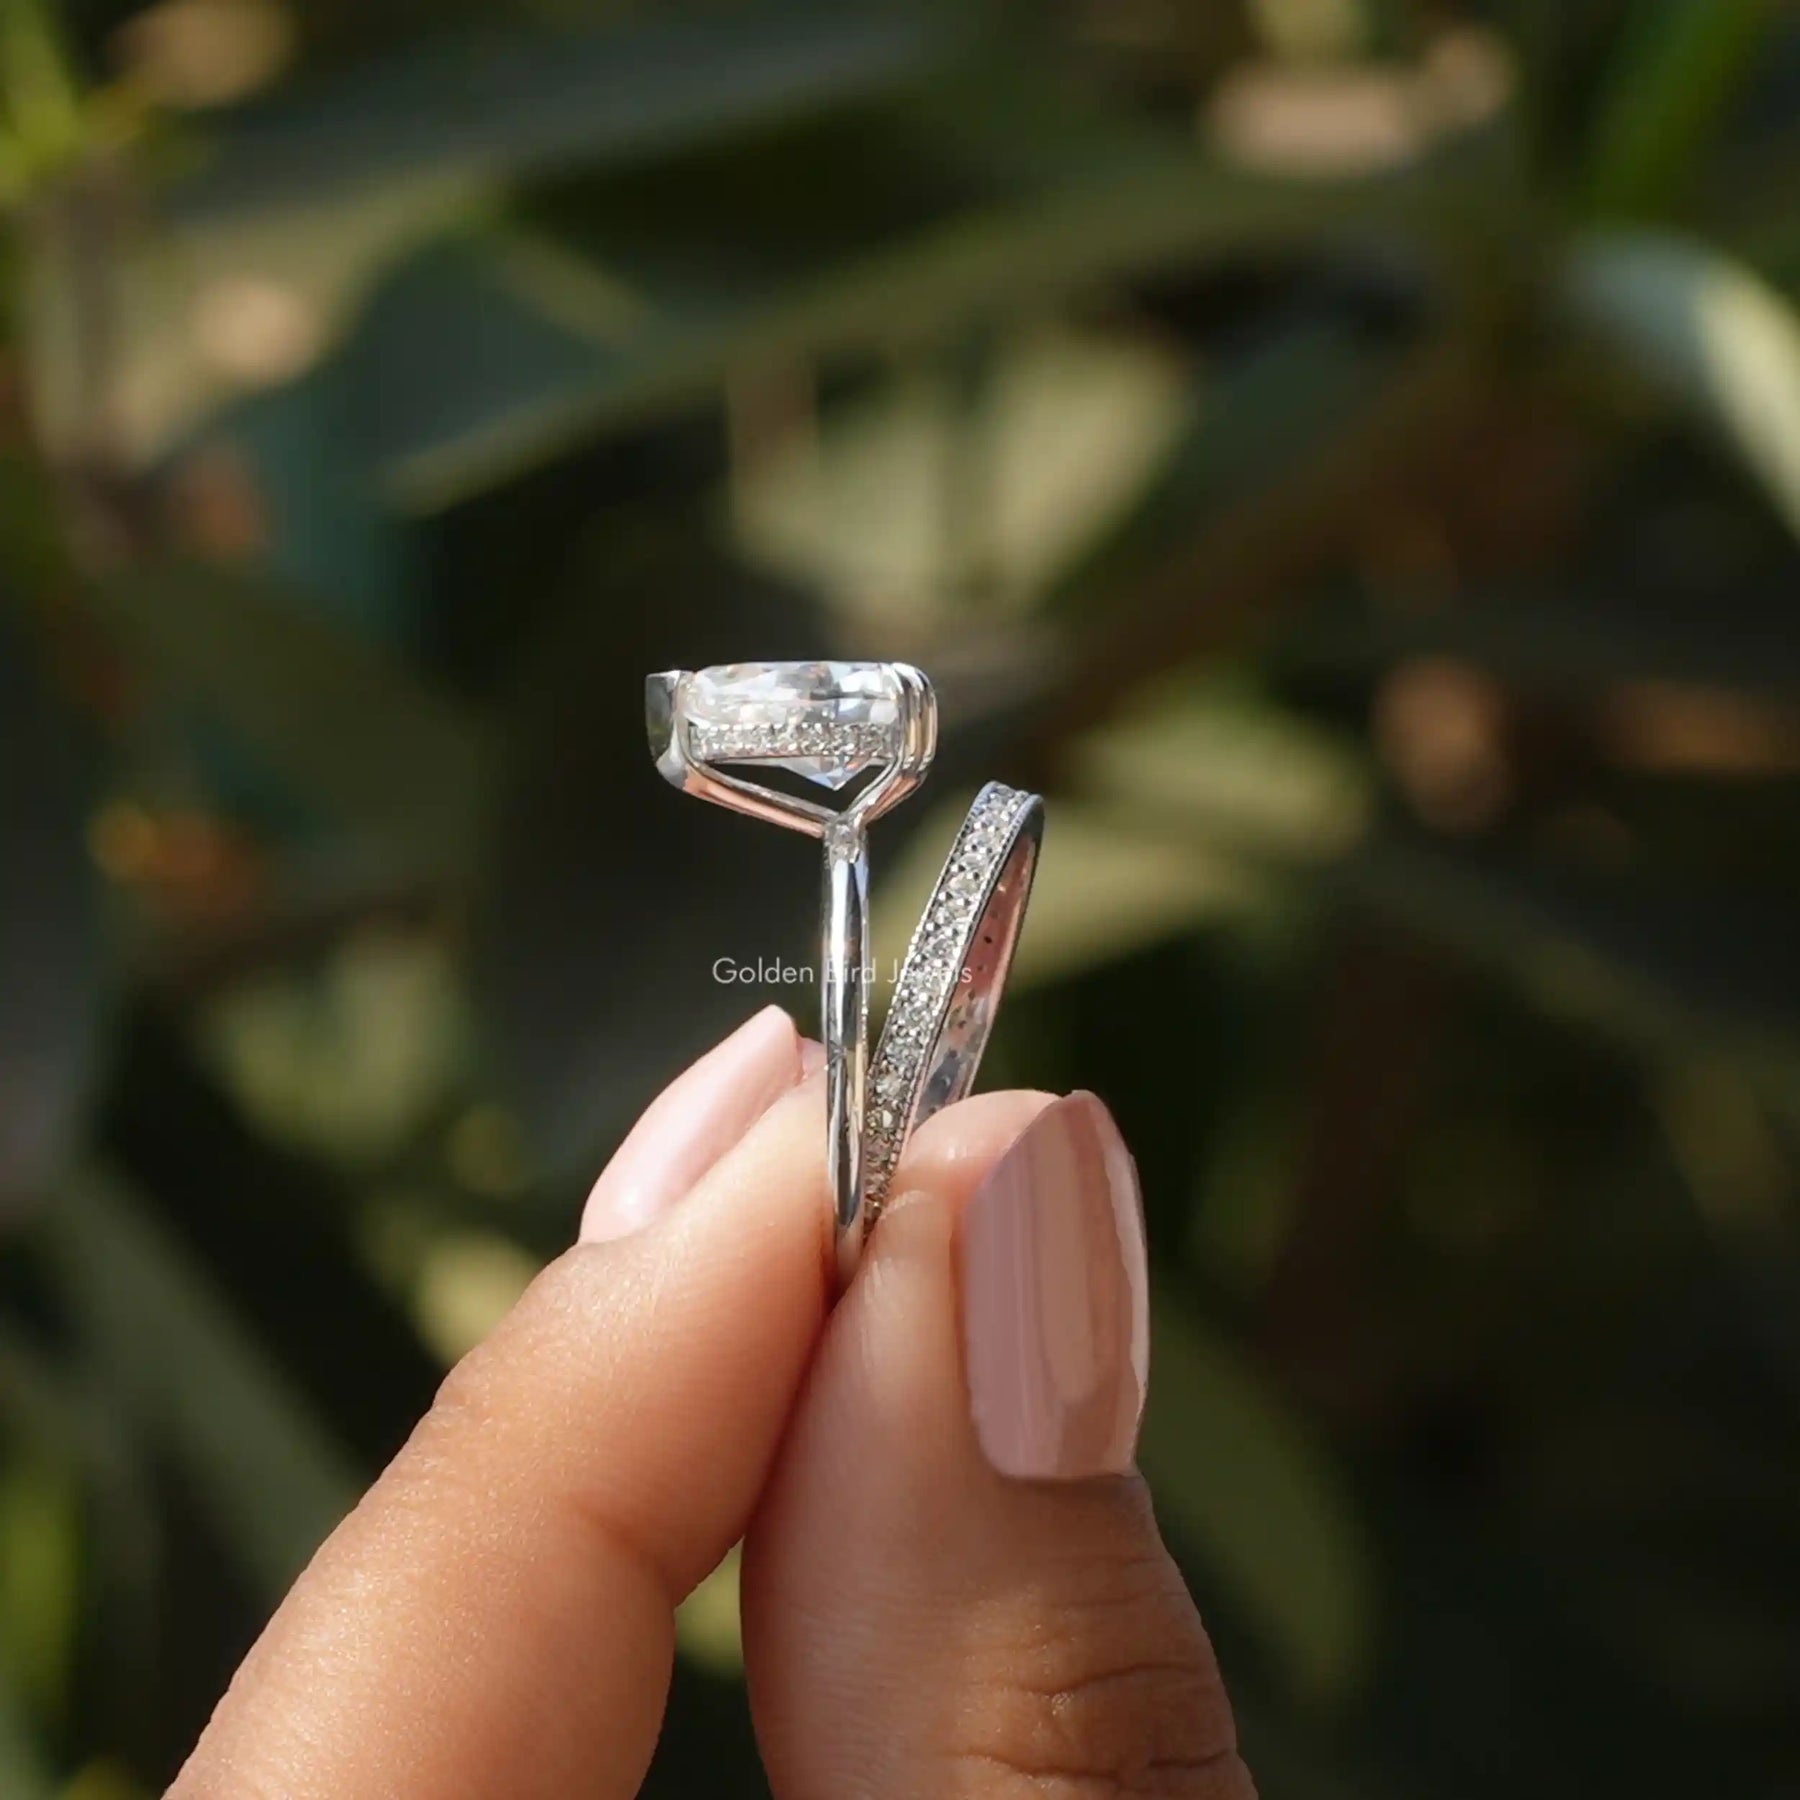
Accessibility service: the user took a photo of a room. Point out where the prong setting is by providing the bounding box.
[646,662,936,838]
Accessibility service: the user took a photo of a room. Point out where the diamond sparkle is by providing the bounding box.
[862,783,1036,1209]
[684,661,903,790]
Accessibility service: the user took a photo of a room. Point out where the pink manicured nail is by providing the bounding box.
[959,1092,1150,1481]
[580,1006,808,1243]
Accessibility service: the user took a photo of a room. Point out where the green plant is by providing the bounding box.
[3,1,1800,1793]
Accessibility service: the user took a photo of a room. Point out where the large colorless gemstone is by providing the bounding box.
[685,661,902,789]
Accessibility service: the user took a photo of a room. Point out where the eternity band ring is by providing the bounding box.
[862,781,1043,1226]
[646,663,1041,1288]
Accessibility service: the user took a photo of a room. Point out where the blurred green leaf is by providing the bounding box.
[1562,232,1800,542]
[1068,672,1374,862]
[83,563,491,874]
[58,1763,147,1800]
[0,1447,80,1725]
[1141,1296,1374,1703]
[174,7,951,220]
[43,1167,358,1595]
[197,927,473,1168]
[674,1543,744,1678]
[1341,840,1800,1075]
[26,166,485,473]
[1283,581,1800,701]
[0,1669,53,1800]
[341,231,647,509]
[0,617,101,1216]
[196,372,423,640]
[345,125,1486,509]
[1230,1694,1381,1800]
[730,321,1192,625]
[1583,0,1773,219]
[0,0,83,199]
[1038,320,1480,755]
[0,1325,160,1764]
[1049,320,1401,608]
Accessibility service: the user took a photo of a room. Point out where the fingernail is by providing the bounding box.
[959,1092,1150,1481]
[580,1006,807,1243]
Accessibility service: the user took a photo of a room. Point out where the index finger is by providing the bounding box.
[171,1007,827,1800]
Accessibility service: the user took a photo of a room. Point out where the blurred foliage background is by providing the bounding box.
[4,0,1800,1793]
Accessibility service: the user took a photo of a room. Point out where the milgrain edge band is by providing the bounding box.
[861,782,1044,1225]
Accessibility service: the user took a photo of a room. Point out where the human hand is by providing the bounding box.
[169,1005,1252,1798]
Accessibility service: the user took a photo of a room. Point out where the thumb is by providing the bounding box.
[742,1090,1254,1800]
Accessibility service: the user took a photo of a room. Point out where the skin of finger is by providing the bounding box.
[171,1074,835,1800]
[741,1092,1251,1800]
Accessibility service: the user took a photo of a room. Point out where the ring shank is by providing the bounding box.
[821,821,871,1288]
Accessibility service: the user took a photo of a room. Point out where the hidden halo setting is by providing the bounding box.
[681,661,905,788]
[646,661,1042,1287]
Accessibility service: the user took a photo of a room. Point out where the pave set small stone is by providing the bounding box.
[862,782,1035,1212]
[682,661,903,790]
[689,719,896,768]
